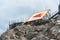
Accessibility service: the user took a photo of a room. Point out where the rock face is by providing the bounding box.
[0,15,60,40]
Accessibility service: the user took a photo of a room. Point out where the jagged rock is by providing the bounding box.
[0,15,60,40]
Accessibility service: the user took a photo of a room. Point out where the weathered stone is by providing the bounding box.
[0,15,60,40]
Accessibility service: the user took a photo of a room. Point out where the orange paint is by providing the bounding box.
[34,13,43,17]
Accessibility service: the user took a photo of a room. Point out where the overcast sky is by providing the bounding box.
[0,0,59,35]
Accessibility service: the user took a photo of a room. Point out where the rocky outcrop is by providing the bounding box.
[0,16,60,40]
